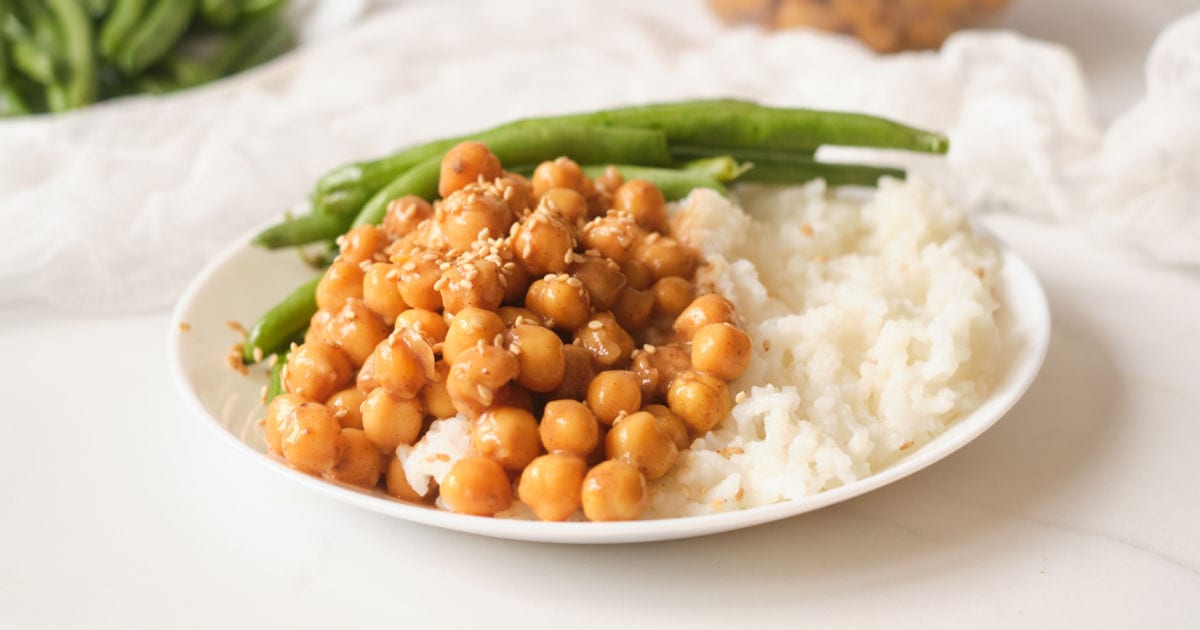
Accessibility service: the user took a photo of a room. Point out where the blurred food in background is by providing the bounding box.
[1,0,295,116]
[709,0,1011,52]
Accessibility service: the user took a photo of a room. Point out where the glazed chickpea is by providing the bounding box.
[395,308,449,346]
[264,393,304,455]
[581,460,647,521]
[494,384,533,411]
[355,354,379,393]
[396,250,445,311]
[281,402,346,475]
[439,141,503,198]
[496,173,535,216]
[447,344,520,417]
[692,323,753,380]
[383,195,434,241]
[634,234,697,281]
[439,258,504,314]
[443,307,505,363]
[370,334,430,398]
[497,306,542,327]
[283,342,352,402]
[667,370,732,435]
[613,179,668,233]
[531,157,586,197]
[441,455,513,516]
[512,209,576,276]
[540,400,600,457]
[326,299,389,367]
[539,187,589,223]
[315,260,365,312]
[606,411,679,479]
[612,287,654,332]
[518,454,586,521]
[631,345,691,403]
[472,406,542,471]
[509,324,565,392]
[652,276,693,318]
[500,258,531,305]
[386,455,424,502]
[362,263,408,325]
[439,188,512,251]
[644,404,690,450]
[674,293,738,340]
[338,224,384,265]
[325,387,366,429]
[304,309,335,346]
[580,212,639,263]
[326,428,384,488]
[593,165,624,194]
[620,259,655,291]
[360,387,424,454]
[587,370,642,426]
[576,313,635,368]
[550,345,595,401]
[570,255,627,311]
[525,275,591,331]
[421,360,457,419]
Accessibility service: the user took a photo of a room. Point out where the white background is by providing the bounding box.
[2,1,1199,628]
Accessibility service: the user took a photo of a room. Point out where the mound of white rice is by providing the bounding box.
[396,177,1003,519]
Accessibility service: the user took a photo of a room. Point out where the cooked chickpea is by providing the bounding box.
[326,428,384,488]
[472,406,542,471]
[539,400,600,457]
[338,224,384,265]
[385,455,423,502]
[570,255,626,311]
[652,276,693,318]
[284,342,352,402]
[525,275,591,331]
[441,455,513,516]
[395,308,449,345]
[581,460,647,521]
[439,188,512,251]
[281,402,345,474]
[593,165,624,194]
[264,393,304,455]
[396,250,445,311]
[531,157,586,197]
[494,384,534,411]
[497,306,542,327]
[614,179,668,233]
[500,258,532,305]
[443,307,505,363]
[512,209,576,276]
[315,260,365,312]
[439,258,504,314]
[539,187,589,223]
[325,387,366,429]
[580,212,639,263]
[612,287,655,332]
[606,411,679,479]
[383,195,433,241]
[362,263,408,324]
[508,324,565,392]
[644,404,690,450]
[447,344,520,417]
[326,299,389,367]
[360,387,424,453]
[550,345,594,401]
[674,293,738,339]
[692,323,753,380]
[439,141,503,198]
[518,454,586,521]
[355,353,379,393]
[496,173,534,216]
[667,370,732,435]
[630,344,691,403]
[304,309,335,346]
[421,360,457,419]
[587,370,642,426]
[575,313,634,368]
[621,259,655,291]
[634,234,697,281]
[370,333,430,398]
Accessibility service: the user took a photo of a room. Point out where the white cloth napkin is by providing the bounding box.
[1,0,1196,312]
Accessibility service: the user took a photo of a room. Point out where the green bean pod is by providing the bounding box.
[264,349,290,402]
[737,158,905,187]
[199,0,238,27]
[45,0,96,110]
[254,212,349,250]
[582,164,726,200]
[115,0,196,75]
[98,0,147,61]
[242,275,320,364]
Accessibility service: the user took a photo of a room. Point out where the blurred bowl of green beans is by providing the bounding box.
[1,0,296,116]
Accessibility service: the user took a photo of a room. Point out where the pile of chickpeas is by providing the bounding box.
[261,141,754,521]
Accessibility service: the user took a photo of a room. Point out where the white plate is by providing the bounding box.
[169,221,1050,544]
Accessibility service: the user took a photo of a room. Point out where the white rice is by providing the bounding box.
[396,177,1003,519]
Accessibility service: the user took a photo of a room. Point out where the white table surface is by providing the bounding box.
[4,2,1200,628]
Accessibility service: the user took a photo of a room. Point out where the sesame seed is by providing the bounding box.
[226,320,247,336]
[177,322,191,332]
[587,320,603,330]
[493,333,504,346]
[643,344,657,354]
[252,347,264,363]
[734,391,747,404]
